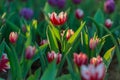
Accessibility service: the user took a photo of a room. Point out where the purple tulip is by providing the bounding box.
[48,0,57,6]
[104,0,115,14]
[20,8,33,20]
[57,0,66,8]
[72,0,82,4]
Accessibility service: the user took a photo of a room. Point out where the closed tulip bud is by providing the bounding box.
[90,56,103,66]
[89,38,99,50]
[105,19,113,28]
[20,8,33,20]
[75,9,84,19]
[48,0,57,7]
[9,32,18,43]
[104,0,115,14]
[25,46,36,60]
[72,0,82,4]
[47,51,62,64]
[81,63,106,80]
[66,29,74,40]
[0,54,10,72]
[40,40,48,45]
[49,12,67,26]
[57,0,66,9]
[73,52,88,67]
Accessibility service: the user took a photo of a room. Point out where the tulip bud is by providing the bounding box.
[90,56,103,66]
[75,9,84,19]
[0,54,10,72]
[40,40,48,45]
[48,0,57,7]
[9,32,18,43]
[66,29,74,40]
[20,8,33,20]
[73,52,88,67]
[57,0,66,9]
[104,0,115,14]
[25,46,36,60]
[105,19,113,28]
[47,51,62,64]
[89,38,99,50]
[72,0,82,4]
[49,12,67,26]
[81,63,106,80]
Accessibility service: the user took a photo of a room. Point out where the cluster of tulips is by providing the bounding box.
[0,0,119,80]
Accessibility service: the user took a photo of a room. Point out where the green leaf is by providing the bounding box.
[49,23,61,41]
[6,20,20,32]
[65,22,85,53]
[103,47,115,69]
[56,74,72,80]
[41,61,57,80]
[0,41,5,59]
[94,9,104,24]
[46,25,59,52]
[21,44,47,79]
[27,68,41,80]
[93,9,104,36]
[5,43,22,80]
[44,3,54,14]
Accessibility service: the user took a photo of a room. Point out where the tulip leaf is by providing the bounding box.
[93,9,104,37]
[50,22,61,41]
[46,25,59,52]
[0,41,5,59]
[65,22,85,53]
[27,68,41,80]
[5,43,22,80]
[21,44,48,79]
[6,20,20,32]
[56,74,72,80]
[41,61,57,80]
[103,47,115,69]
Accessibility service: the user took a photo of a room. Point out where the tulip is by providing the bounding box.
[25,46,36,60]
[40,40,48,45]
[66,29,74,40]
[90,56,103,66]
[89,38,99,50]
[72,0,82,4]
[0,54,10,72]
[48,0,57,7]
[104,0,115,14]
[47,51,62,64]
[49,12,67,26]
[105,19,113,28]
[75,9,84,19]
[9,32,18,43]
[81,63,106,80]
[57,0,66,9]
[20,8,33,20]
[73,52,88,67]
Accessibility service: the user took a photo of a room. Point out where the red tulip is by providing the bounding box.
[105,19,113,28]
[66,29,74,40]
[9,32,18,43]
[81,63,106,80]
[25,46,36,60]
[49,12,67,26]
[73,52,88,67]
[47,51,62,64]
[90,56,103,66]
[40,40,48,45]
[89,38,99,50]
[75,9,84,19]
[0,54,10,72]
